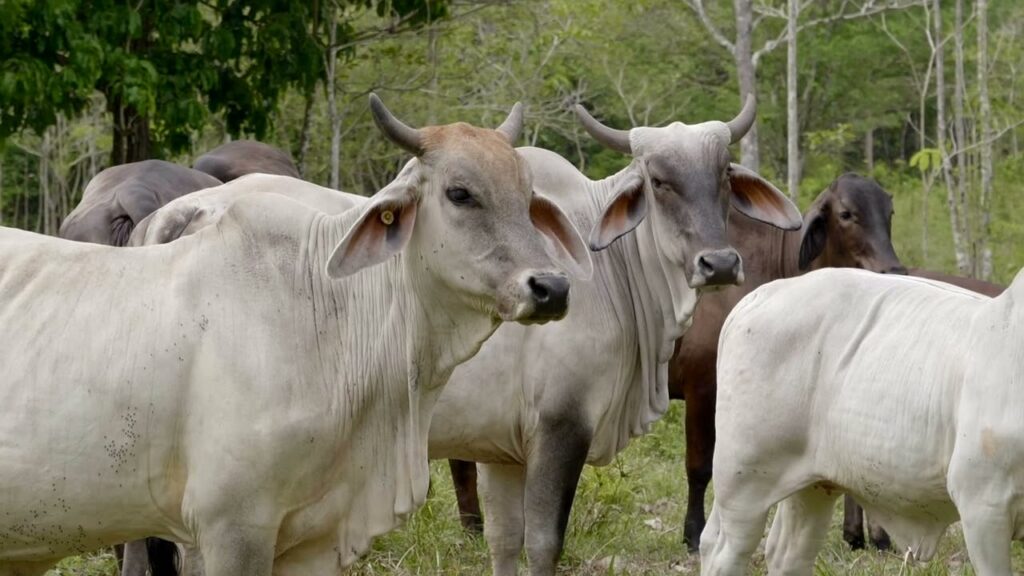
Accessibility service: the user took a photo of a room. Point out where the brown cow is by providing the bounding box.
[192,140,299,182]
[447,172,907,543]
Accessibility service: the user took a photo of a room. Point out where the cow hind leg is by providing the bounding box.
[479,462,527,576]
[449,459,484,534]
[523,419,591,576]
[683,378,716,553]
[698,500,770,576]
[865,515,891,551]
[765,486,838,576]
[121,539,152,576]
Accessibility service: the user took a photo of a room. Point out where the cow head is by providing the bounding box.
[798,173,906,274]
[326,94,592,325]
[576,96,801,289]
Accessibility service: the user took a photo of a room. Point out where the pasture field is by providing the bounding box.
[46,403,1024,575]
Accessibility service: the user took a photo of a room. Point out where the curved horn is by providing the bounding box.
[496,102,524,144]
[726,94,757,144]
[574,104,632,155]
[369,93,424,156]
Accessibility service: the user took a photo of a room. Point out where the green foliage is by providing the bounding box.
[909,148,942,173]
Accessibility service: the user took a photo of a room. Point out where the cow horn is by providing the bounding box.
[574,104,632,155]
[369,93,424,156]
[496,102,524,144]
[725,94,757,144]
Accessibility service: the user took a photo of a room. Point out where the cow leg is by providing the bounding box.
[479,462,527,576]
[841,495,865,550]
[179,543,206,576]
[121,539,151,576]
[522,418,591,576]
[147,537,181,576]
[959,507,1012,576]
[764,487,837,575]
[698,500,769,576]
[865,515,891,551]
[449,459,484,533]
[683,377,716,553]
[198,522,277,576]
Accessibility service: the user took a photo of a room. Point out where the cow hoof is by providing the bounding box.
[870,532,891,551]
[459,515,484,535]
[844,533,866,551]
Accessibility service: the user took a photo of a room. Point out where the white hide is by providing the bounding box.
[128,174,362,246]
[0,184,520,574]
[429,146,697,467]
[701,267,1024,576]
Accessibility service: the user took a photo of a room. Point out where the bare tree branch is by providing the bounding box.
[683,0,736,55]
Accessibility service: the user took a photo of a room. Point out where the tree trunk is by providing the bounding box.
[952,0,970,275]
[786,0,799,200]
[734,0,760,170]
[977,0,993,280]
[326,11,341,190]
[864,128,874,173]
[0,156,4,226]
[934,0,968,275]
[296,83,316,179]
[108,93,151,166]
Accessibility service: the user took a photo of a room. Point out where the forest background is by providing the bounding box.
[5,0,1024,282]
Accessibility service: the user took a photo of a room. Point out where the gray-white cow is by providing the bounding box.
[702,268,1024,576]
[427,97,803,576]
[0,95,591,576]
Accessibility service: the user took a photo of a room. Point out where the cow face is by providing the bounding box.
[798,174,907,274]
[326,94,592,325]
[577,97,802,289]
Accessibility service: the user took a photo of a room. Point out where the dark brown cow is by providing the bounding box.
[59,160,221,246]
[448,172,907,542]
[192,140,299,182]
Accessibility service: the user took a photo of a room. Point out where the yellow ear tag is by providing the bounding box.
[380,210,395,226]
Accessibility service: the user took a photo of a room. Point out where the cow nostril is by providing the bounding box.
[698,256,715,277]
[528,276,551,303]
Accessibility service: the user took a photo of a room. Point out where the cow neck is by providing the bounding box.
[301,210,499,562]
[583,167,700,456]
[727,208,805,281]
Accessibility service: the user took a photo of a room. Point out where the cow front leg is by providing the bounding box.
[841,495,865,550]
[197,521,277,576]
[449,459,484,533]
[146,537,181,576]
[479,462,527,576]
[959,506,1012,576]
[683,378,716,553]
[523,418,591,576]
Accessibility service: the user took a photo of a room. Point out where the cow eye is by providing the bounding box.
[650,177,663,189]
[839,210,853,221]
[445,187,477,207]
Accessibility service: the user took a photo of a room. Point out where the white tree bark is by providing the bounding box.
[786,0,800,200]
[977,0,993,280]
[952,0,971,275]
[327,11,341,190]
[734,0,760,170]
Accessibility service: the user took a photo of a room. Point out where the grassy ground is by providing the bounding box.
[46,402,1024,575]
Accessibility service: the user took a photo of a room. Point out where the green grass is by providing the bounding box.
[46,402,1024,575]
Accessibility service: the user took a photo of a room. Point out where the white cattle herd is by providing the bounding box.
[0,93,1019,576]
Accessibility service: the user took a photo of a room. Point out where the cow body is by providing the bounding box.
[59,160,221,246]
[429,133,802,576]
[192,140,299,183]
[0,97,591,576]
[701,268,1023,576]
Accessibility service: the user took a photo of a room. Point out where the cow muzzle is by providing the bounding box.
[502,272,570,324]
[690,248,743,288]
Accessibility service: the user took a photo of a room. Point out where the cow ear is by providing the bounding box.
[728,163,802,231]
[530,193,593,280]
[588,169,647,251]
[798,207,826,271]
[327,181,418,279]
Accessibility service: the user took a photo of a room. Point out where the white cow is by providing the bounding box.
[701,267,1024,576]
[428,97,804,576]
[0,95,594,576]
